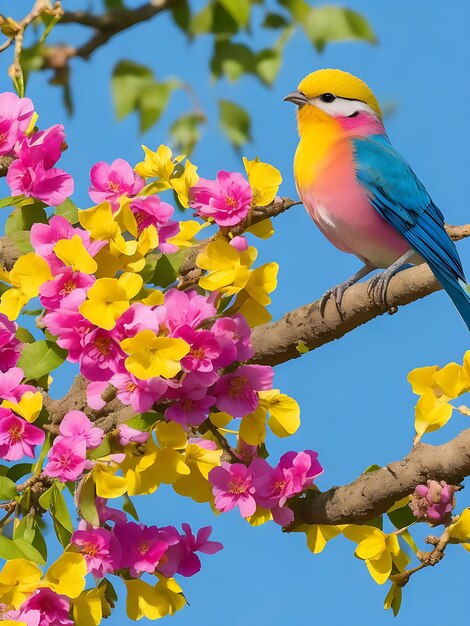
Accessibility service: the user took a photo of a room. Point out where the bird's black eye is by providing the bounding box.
[320,92,336,103]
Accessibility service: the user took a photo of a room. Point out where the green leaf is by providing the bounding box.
[104,0,124,7]
[211,41,255,81]
[0,536,44,564]
[171,0,191,32]
[6,463,32,483]
[15,327,36,343]
[126,412,161,431]
[0,476,18,501]
[388,503,416,530]
[153,250,186,288]
[170,113,205,154]
[305,6,376,51]
[262,12,290,29]
[255,48,282,85]
[5,204,48,253]
[123,494,139,521]
[79,477,99,527]
[111,60,178,133]
[87,436,113,460]
[219,100,251,148]
[0,196,21,210]
[190,1,239,38]
[278,0,309,21]
[51,484,73,532]
[39,485,54,511]
[218,0,251,27]
[17,340,67,381]
[55,198,79,224]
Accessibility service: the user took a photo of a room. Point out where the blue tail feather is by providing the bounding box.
[427,263,470,331]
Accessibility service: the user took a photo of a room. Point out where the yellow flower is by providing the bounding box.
[43,552,87,598]
[259,388,300,438]
[197,240,254,294]
[78,202,120,241]
[135,144,182,180]
[124,576,185,621]
[170,159,199,208]
[242,156,282,207]
[0,253,53,320]
[79,272,143,330]
[343,526,403,585]
[306,524,346,554]
[167,220,209,248]
[240,406,267,446]
[72,586,109,626]
[414,392,453,440]
[3,391,43,423]
[0,558,42,609]
[448,507,470,542]
[173,441,223,503]
[230,262,279,327]
[121,330,190,379]
[53,235,98,274]
[91,462,127,499]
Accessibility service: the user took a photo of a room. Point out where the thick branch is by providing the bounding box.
[301,428,470,525]
[251,224,469,367]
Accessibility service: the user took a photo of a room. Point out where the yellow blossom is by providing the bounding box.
[121,330,190,379]
[3,390,43,423]
[79,272,143,330]
[343,526,404,585]
[414,392,453,440]
[78,202,120,241]
[259,388,300,438]
[231,262,279,326]
[170,159,199,208]
[240,406,267,446]
[173,441,223,503]
[72,586,109,626]
[167,220,209,248]
[53,235,98,274]
[0,253,53,320]
[448,507,470,542]
[135,144,182,180]
[124,576,185,621]
[242,156,282,207]
[43,552,87,598]
[197,240,254,294]
[91,462,127,499]
[0,558,42,608]
[306,524,346,554]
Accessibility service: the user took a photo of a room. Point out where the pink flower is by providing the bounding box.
[0,409,45,461]
[213,364,274,418]
[0,367,35,402]
[40,268,94,310]
[209,462,257,518]
[230,235,248,251]
[278,450,323,492]
[10,588,72,626]
[43,436,86,482]
[7,159,74,206]
[16,124,65,170]
[115,303,160,338]
[59,410,104,449]
[410,480,457,524]
[72,528,121,577]
[117,424,149,446]
[155,289,216,334]
[114,522,170,576]
[211,314,254,366]
[111,371,167,412]
[165,383,216,428]
[130,195,174,231]
[190,170,252,227]
[0,92,34,156]
[178,325,221,373]
[79,328,125,381]
[0,314,21,372]
[43,292,92,362]
[158,524,223,577]
[88,158,144,208]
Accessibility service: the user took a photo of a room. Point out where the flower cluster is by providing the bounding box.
[1,92,74,205]
[409,480,457,525]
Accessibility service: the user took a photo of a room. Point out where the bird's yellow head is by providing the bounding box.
[285,69,382,135]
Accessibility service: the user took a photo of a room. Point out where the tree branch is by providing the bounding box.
[301,428,470,525]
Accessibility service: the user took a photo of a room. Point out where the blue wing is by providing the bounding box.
[352,134,470,330]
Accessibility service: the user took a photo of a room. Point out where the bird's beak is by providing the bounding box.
[283,90,309,107]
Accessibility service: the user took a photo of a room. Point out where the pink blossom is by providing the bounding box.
[15,124,65,170]
[118,424,149,446]
[111,371,167,412]
[155,289,216,334]
[72,528,121,577]
[40,268,94,310]
[9,588,72,626]
[209,462,257,518]
[158,524,223,577]
[0,367,35,402]
[7,158,74,206]
[0,409,45,461]
[0,92,34,156]
[88,158,144,208]
[211,314,254,366]
[43,436,86,482]
[178,325,221,373]
[230,235,248,251]
[410,480,457,524]
[189,170,252,227]
[79,328,125,381]
[278,450,323,492]
[0,314,21,372]
[115,303,160,338]
[165,383,216,428]
[43,292,92,362]
[114,522,170,576]
[59,410,104,449]
[31,216,84,258]
[130,195,174,231]
[213,364,274,418]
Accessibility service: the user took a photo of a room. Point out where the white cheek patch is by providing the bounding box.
[311,96,375,118]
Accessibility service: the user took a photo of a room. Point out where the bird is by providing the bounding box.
[284,68,470,330]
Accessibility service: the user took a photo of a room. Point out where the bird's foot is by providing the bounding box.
[320,279,356,318]
[367,271,398,314]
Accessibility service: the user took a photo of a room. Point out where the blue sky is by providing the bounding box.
[1,0,470,624]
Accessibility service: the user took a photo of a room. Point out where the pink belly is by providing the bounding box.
[298,143,412,269]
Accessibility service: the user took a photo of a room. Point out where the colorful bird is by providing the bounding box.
[284,69,470,330]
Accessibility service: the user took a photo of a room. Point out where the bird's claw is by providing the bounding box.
[319,282,351,319]
[367,271,396,313]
